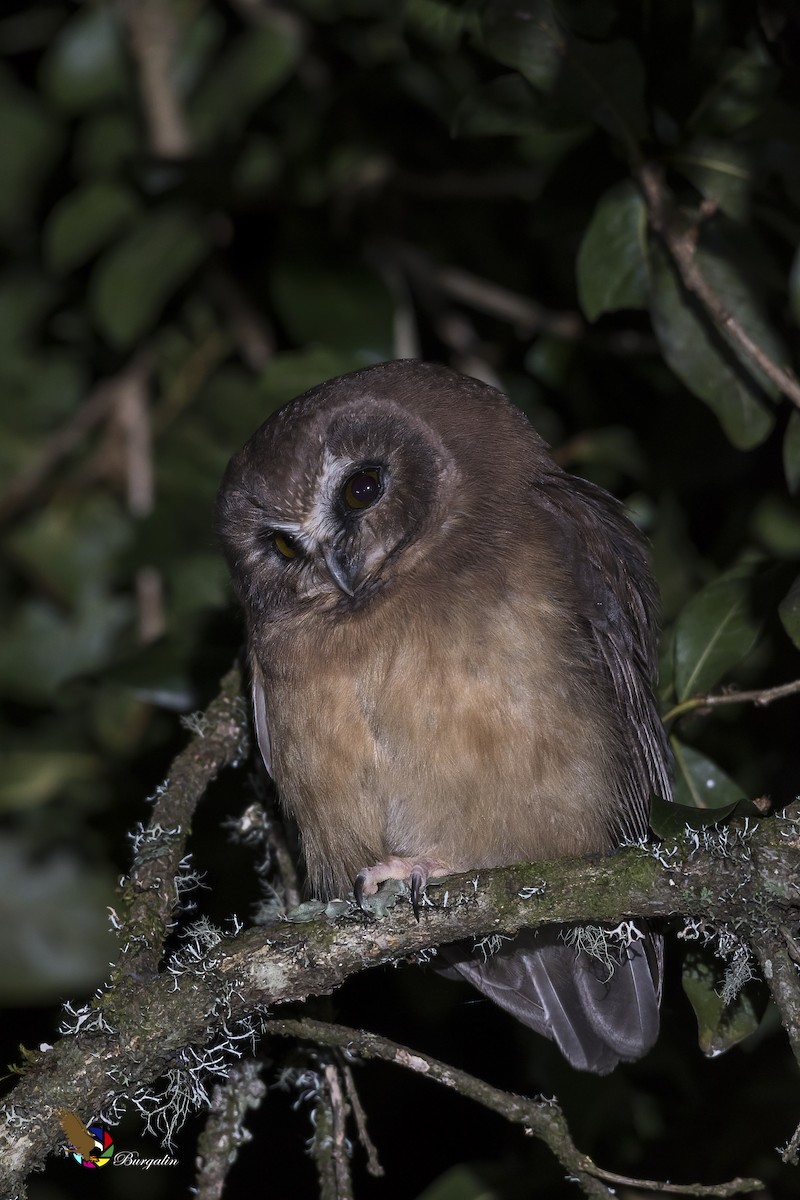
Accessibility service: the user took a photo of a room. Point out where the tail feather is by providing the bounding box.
[440,925,661,1075]
[573,934,661,1060]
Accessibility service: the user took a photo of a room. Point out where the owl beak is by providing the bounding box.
[322,543,356,596]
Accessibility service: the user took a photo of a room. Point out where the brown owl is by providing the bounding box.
[216,360,671,1073]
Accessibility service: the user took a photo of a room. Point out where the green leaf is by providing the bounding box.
[0,7,65,53]
[405,0,479,50]
[0,352,88,487]
[4,496,132,606]
[779,574,800,650]
[649,791,740,837]
[190,22,300,141]
[559,37,647,149]
[90,207,209,348]
[783,410,800,495]
[73,111,138,176]
[269,258,394,359]
[0,592,133,704]
[0,351,87,440]
[44,181,138,274]
[790,243,800,328]
[0,68,63,236]
[0,271,54,349]
[89,685,154,757]
[669,742,745,812]
[478,0,567,94]
[231,135,281,200]
[673,567,762,700]
[671,140,754,222]
[455,74,547,139]
[39,5,125,113]
[167,553,230,621]
[524,336,574,388]
[647,238,777,450]
[682,949,760,1058]
[479,4,646,149]
[0,752,100,811]
[750,496,800,558]
[688,49,778,137]
[0,837,114,1003]
[576,179,648,320]
[416,1164,501,1200]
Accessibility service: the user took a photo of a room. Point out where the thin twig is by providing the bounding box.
[114,356,166,642]
[665,678,800,724]
[270,1016,610,1198]
[637,161,800,412]
[387,242,656,355]
[394,243,582,340]
[194,1061,266,1200]
[585,1165,765,1196]
[268,1017,763,1199]
[340,1060,384,1178]
[312,1063,355,1200]
[117,0,191,157]
[121,0,275,377]
[436,262,583,340]
[0,353,150,524]
[207,268,274,373]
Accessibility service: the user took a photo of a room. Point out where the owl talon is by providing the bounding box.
[353,870,369,911]
[409,867,427,920]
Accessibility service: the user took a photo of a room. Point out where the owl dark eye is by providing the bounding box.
[273,531,300,559]
[342,468,382,511]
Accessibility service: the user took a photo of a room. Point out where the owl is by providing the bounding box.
[216,359,671,1073]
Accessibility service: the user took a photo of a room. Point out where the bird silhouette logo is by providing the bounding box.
[58,1109,115,1168]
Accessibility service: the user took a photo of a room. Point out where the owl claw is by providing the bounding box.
[353,869,369,911]
[409,867,427,920]
[352,856,447,916]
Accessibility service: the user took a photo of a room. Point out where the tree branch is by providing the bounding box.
[637,162,800,412]
[269,1016,763,1198]
[112,666,248,982]
[117,0,191,158]
[194,1061,266,1199]
[665,678,800,724]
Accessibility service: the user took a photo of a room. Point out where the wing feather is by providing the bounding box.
[252,672,273,778]
[535,470,672,837]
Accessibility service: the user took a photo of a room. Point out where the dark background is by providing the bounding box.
[2,1,800,1196]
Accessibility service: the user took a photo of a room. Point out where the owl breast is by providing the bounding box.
[256,549,620,900]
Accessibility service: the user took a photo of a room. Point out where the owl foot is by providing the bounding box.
[353,856,449,920]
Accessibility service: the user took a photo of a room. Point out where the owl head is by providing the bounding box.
[216,360,538,618]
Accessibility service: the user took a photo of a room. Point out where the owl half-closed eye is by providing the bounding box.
[217,359,671,1074]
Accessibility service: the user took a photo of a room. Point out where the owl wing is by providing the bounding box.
[535,470,672,840]
[251,670,273,778]
[446,466,669,1072]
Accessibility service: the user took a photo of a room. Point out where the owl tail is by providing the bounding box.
[440,925,661,1075]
